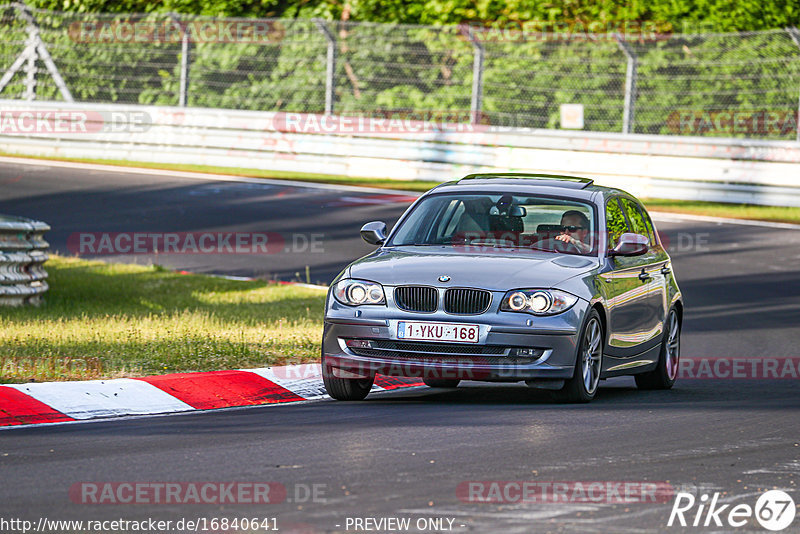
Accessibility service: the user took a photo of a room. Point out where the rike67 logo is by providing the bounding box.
[668,490,796,531]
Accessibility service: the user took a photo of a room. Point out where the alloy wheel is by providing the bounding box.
[582,318,602,394]
[665,310,680,381]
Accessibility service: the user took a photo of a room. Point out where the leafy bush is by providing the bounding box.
[2,4,799,139]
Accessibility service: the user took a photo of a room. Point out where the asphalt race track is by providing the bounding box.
[0,158,413,284]
[1,159,799,533]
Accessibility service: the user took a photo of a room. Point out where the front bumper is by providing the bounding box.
[322,299,588,382]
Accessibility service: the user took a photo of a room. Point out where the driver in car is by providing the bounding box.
[555,210,591,254]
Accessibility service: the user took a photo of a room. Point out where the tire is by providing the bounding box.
[551,309,604,403]
[635,308,680,390]
[322,357,374,400]
[423,378,460,388]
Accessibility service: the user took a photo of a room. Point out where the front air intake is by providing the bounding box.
[394,286,438,312]
[444,288,491,315]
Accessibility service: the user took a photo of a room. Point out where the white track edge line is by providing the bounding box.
[0,156,423,196]
[4,155,797,230]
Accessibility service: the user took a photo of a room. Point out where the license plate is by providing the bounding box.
[397,321,480,343]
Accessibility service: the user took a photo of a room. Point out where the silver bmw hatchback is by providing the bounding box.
[321,174,683,403]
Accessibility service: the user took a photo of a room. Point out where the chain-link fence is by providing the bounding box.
[2,3,800,140]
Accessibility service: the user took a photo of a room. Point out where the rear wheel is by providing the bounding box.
[552,309,603,403]
[423,378,460,388]
[635,308,680,390]
[322,358,374,400]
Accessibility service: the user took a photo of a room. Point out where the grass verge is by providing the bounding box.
[0,256,326,383]
[641,199,800,224]
[3,151,799,223]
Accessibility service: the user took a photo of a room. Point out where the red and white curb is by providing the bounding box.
[0,365,423,428]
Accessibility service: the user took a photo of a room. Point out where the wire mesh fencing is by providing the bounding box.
[1,3,799,140]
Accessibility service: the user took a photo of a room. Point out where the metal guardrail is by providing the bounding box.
[0,214,49,306]
[1,100,800,206]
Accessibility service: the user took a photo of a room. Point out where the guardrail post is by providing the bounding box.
[787,27,800,142]
[0,3,73,102]
[615,34,638,134]
[314,20,337,115]
[469,27,485,124]
[0,39,33,98]
[23,31,37,100]
[170,13,191,107]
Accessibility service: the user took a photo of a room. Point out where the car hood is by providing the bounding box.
[347,247,598,291]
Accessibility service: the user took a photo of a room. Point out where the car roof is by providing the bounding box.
[457,173,594,189]
[428,173,632,203]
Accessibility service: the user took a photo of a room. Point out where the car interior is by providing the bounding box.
[444,196,595,254]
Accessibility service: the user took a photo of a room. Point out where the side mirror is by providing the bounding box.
[609,232,649,257]
[360,221,388,246]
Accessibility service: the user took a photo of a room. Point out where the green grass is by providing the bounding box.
[0,256,326,383]
[4,151,800,222]
[640,199,800,224]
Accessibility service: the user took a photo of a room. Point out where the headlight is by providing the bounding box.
[333,279,386,306]
[500,289,578,316]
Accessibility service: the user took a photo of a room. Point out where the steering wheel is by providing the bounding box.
[533,236,581,254]
[553,236,581,254]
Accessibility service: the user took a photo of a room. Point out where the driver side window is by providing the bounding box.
[606,198,628,249]
[621,198,649,240]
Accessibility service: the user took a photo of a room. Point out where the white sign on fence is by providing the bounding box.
[560,104,585,129]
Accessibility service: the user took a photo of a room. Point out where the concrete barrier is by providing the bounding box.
[1,100,799,206]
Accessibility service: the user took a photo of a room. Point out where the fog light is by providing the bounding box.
[345,339,373,349]
[509,347,543,358]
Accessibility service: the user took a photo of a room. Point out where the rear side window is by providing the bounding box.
[605,198,628,248]
[620,198,650,241]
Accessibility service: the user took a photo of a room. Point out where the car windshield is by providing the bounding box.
[388,192,597,256]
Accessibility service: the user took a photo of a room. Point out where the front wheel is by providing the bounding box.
[322,358,374,400]
[551,309,603,403]
[635,308,680,390]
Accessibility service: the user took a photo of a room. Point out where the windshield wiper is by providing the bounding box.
[464,241,532,250]
[391,243,445,247]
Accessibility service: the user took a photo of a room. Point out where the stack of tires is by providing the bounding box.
[0,215,50,306]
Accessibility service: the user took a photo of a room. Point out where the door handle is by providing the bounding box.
[661,265,671,275]
[639,271,651,281]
